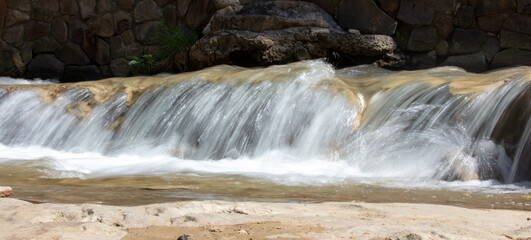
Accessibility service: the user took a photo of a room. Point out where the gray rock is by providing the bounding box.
[407,26,438,52]
[397,0,455,25]
[177,0,192,18]
[483,37,499,62]
[503,13,531,35]
[110,58,131,77]
[185,0,209,29]
[60,0,79,15]
[6,0,30,11]
[214,0,240,10]
[124,44,143,57]
[97,0,115,13]
[0,0,6,29]
[337,0,396,35]
[432,12,453,39]
[4,9,29,27]
[25,21,50,41]
[88,13,114,37]
[33,36,61,53]
[134,21,163,44]
[68,16,87,45]
[449,29,486,55]
[454,5,475,28]
[115,0,134,10]
[51,17,68,43]
[94,37,111,65]
[374,0,399,17]
[18,42,33,65]
[408,51,437,69]
[436,40,449,56]
[500,29,531,51]
[113,10,131,34]
[190,27,399,69]
[79,0,96,19]
[55,42,91,65]
[3,24,25,45]
[162,4,177,25]
[0,44,25,77]
[440,53,487,73]
[121,30,136,45]
[518,0,531,14]
[26,54,64,79]
[64,65,103,82]
[491,48,531,68]
[29,0,59,22]
[134,0,163,23]
[477,14,508,32]
[110,36,124,59]
[475,0,516,16]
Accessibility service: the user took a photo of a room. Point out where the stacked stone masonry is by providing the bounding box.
[0,0,214,80]
[1,0,531,80]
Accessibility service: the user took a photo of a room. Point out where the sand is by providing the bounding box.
[0,197,530,240]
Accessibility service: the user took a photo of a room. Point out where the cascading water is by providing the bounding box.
[0,61,530,201]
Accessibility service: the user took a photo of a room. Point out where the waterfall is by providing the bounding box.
[0,61,529,185]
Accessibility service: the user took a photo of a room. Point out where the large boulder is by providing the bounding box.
[210,1,340,32]
[190,27,398,69]
[191,1,401,69]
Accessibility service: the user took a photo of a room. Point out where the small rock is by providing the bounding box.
[177,234,189,240]
[26,54,64,79]
[214,0,240,10]
[518,0,531,14]
[477,14,508,33]
[503,13,531,35]
[6,0,30,11]
[134,0,163,23]
[60,0,79,15]
[407,26,438,52]
[454,5,475,29]
[56,42,91,65]
[0,187,13,198]
[449,29,486,55]
[348,29,361,36]
[492,48,531,68]
[237,229,249,234]
[500,29,531,51]
[78,0,96,19]
[440,53,488,73]
[475,0,516,16]
[110,58,131,77]
[4,9,30,28]
[337,0,397,35]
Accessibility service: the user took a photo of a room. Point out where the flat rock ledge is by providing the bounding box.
[0,198,529,240]
[189,1,402,70]
[0,187,13,198]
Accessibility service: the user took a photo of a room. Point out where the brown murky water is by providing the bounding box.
[1,164,530,210]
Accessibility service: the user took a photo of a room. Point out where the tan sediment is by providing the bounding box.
[0,198,529,240]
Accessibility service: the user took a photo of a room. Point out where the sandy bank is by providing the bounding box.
[0,198,529,240]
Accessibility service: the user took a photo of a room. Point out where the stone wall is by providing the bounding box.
[316,0,531,72]
[0,0,215,81]
[1,0,531,80]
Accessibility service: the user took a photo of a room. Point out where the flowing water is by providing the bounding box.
[0,60,530,209]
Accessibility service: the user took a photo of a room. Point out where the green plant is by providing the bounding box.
[154,24,198,61]
[127,23,198,76]
[127,54,155,75]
